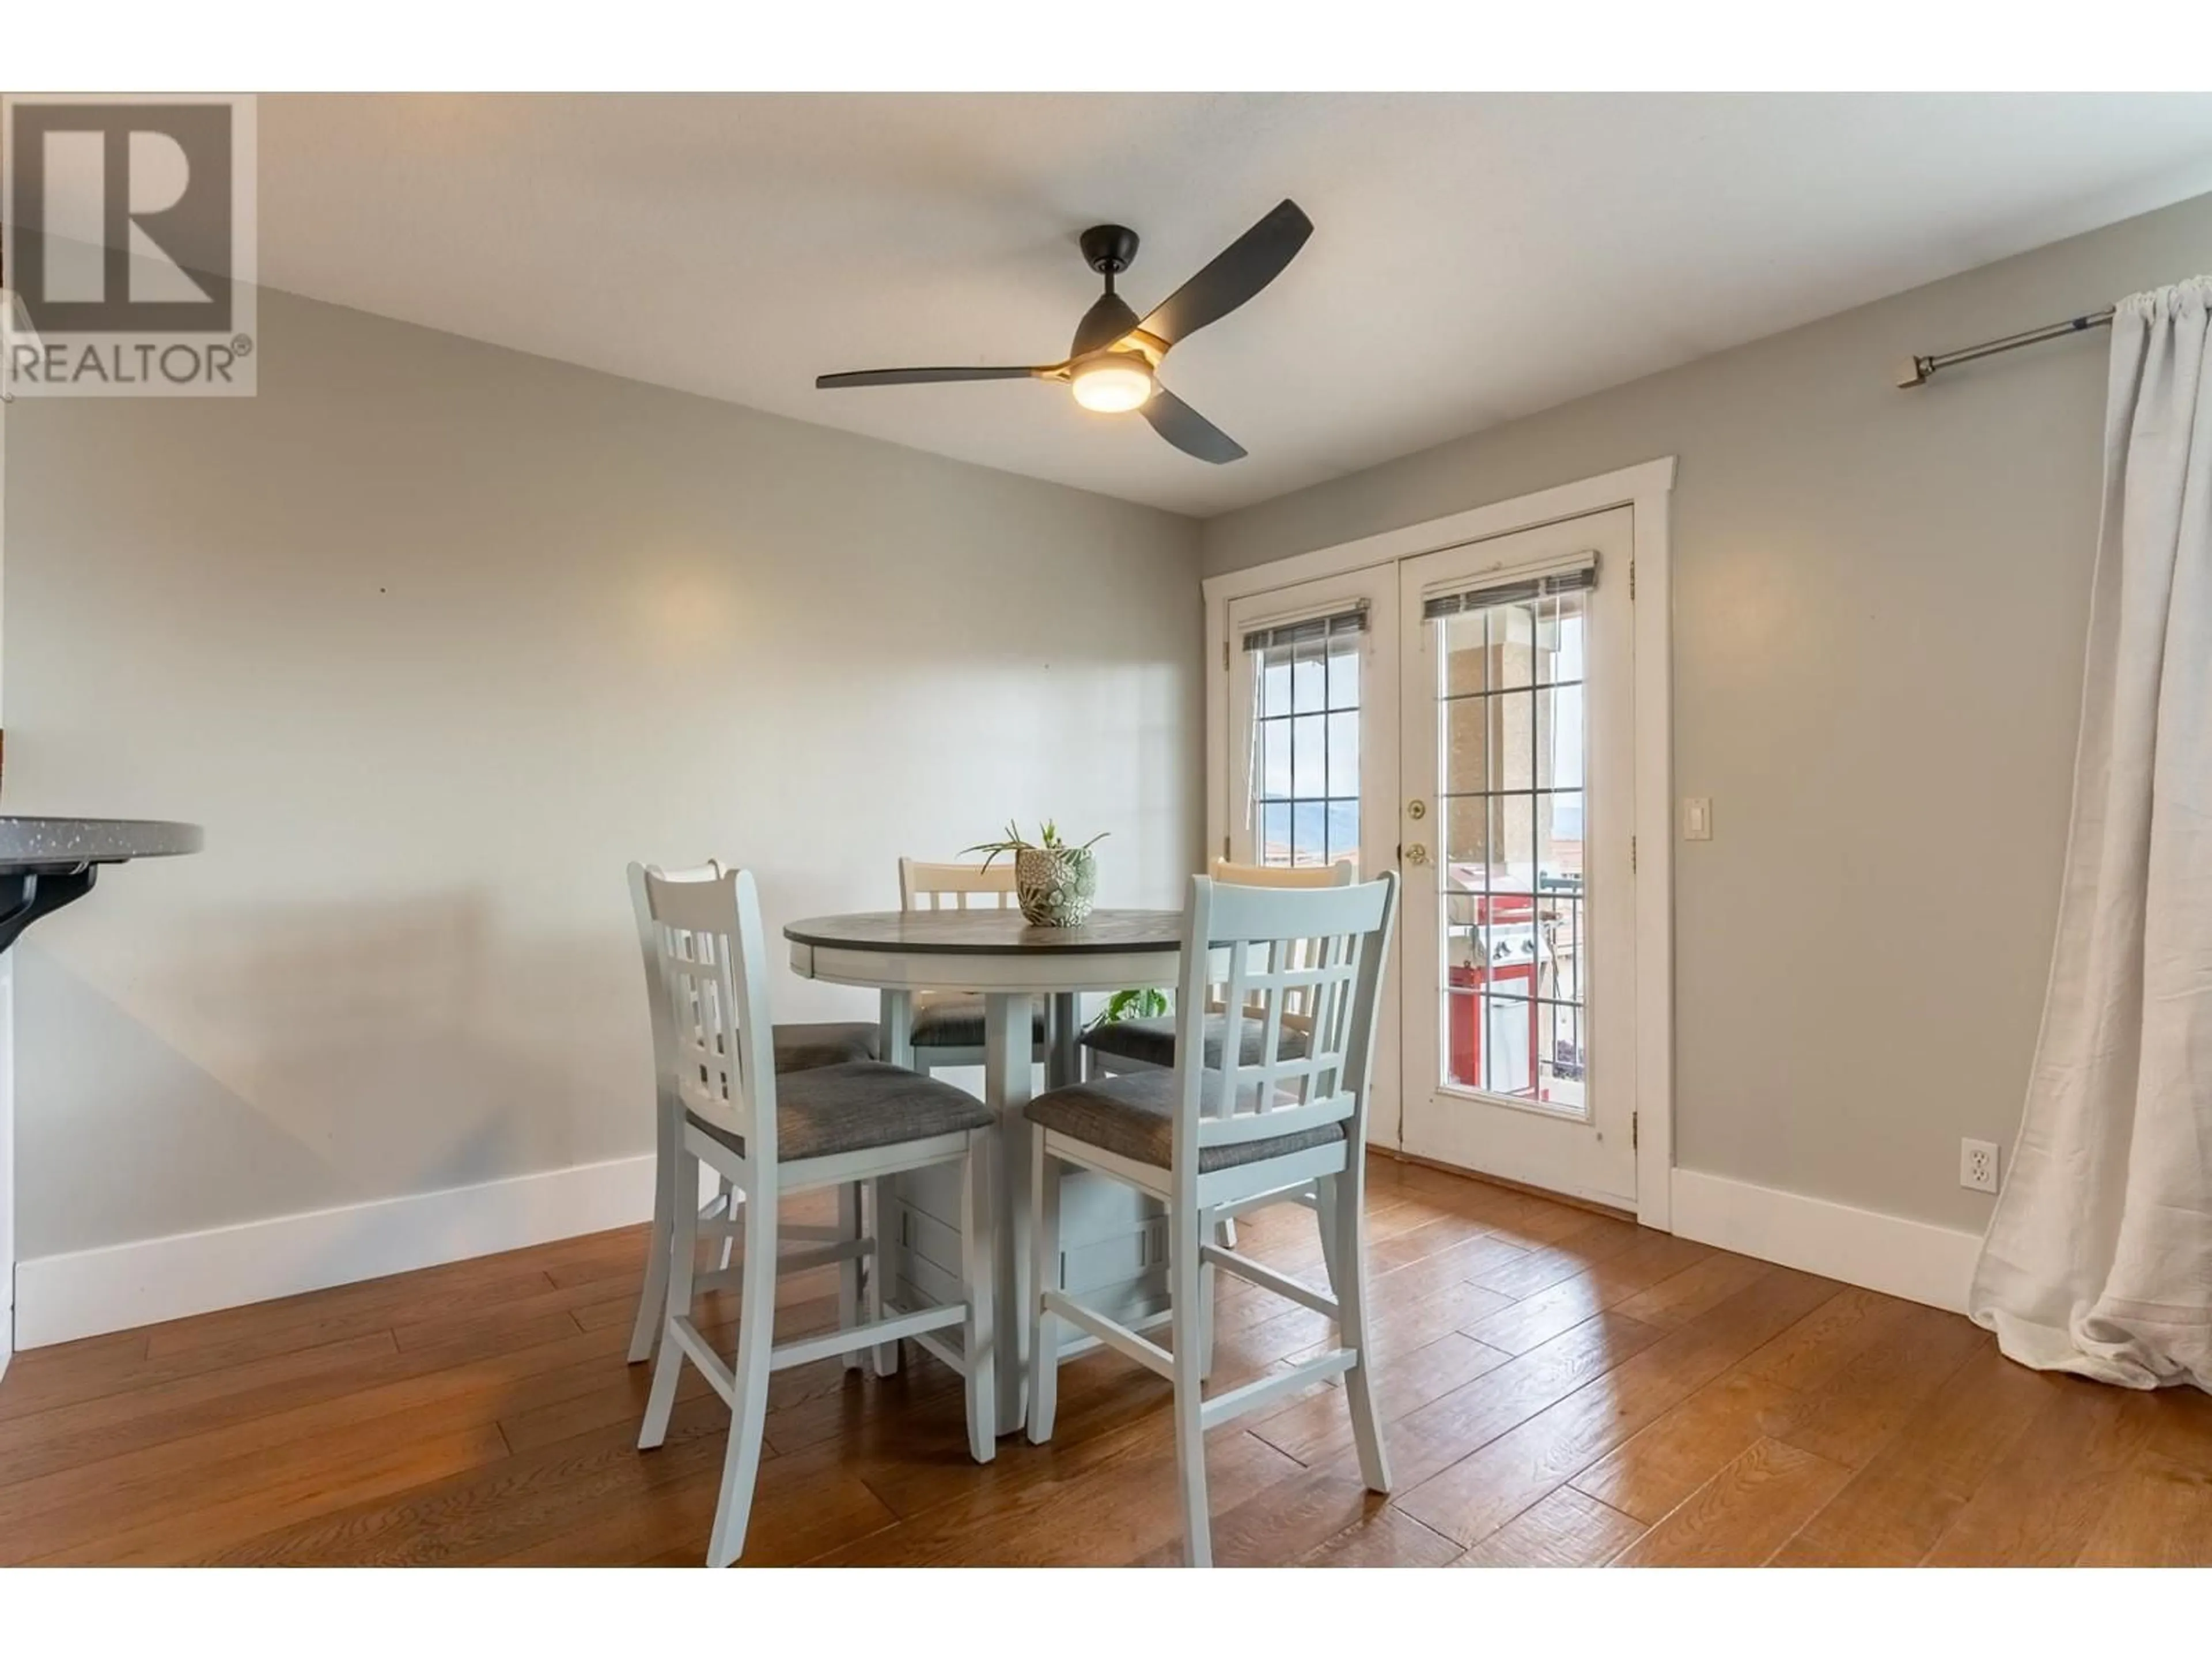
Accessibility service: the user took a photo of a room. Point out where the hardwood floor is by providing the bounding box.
[3,1154,2207,1567]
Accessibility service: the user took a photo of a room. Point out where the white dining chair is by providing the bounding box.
[624,861,883,1369]
[635,865,998,1567]
[1081,858,1358,1259]
[1022,871,1400,1567]
[896,857,1050,1075]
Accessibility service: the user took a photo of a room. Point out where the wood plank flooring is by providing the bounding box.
[3,1154,2207,1567]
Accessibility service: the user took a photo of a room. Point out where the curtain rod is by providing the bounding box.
[1895,308,2115,388]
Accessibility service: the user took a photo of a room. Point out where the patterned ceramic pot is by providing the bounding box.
[1014,846,1098,927]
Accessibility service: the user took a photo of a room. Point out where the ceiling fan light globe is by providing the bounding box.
[1070,353,1154,414]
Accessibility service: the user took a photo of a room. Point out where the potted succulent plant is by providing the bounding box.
[964,819,1106,927]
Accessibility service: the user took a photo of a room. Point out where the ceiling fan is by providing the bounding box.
[814,199,1313,464]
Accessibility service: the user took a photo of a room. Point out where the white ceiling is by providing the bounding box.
[253,93,2212,517]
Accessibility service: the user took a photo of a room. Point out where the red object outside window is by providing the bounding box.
[1447,891,1541,1098]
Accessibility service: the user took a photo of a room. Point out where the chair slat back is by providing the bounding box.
[1207,858,1357,1026]
[900,857,1018,911]
[627,859,726,1113]
[1171,873,1400,1177]
[642,865,779,1169]
[1209,857,1358,887]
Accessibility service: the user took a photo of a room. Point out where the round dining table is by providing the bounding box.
[785,907,1184,1433]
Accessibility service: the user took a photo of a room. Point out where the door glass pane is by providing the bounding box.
[1443,695,1489,800]
[1262,718,1290,802]
[1327,798,1359,865]
[1433,586,1589,1116]
[1327,646,1359,710]
[1325,710,1359,798]
[1494,601,1537,690]
[1291,713,1325,794]
[1246,612,1364,871]
[1493,691,1538,793]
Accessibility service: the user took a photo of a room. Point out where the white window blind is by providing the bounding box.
[1421,555,1597,622]
[1241,603,1369,654]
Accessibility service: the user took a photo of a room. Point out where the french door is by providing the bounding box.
[1223,565,1402,1145]
[1398,507,1637,1207]
[1221,506,1640,1204]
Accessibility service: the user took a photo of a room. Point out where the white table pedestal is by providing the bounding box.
[787,909,1184,1435]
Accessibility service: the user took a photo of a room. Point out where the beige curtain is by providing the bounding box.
[1968,276,2212,1391]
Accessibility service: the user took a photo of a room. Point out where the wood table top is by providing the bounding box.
[783,907,1183,957]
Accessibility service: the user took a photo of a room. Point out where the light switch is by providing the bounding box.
[1683,797,1713,841]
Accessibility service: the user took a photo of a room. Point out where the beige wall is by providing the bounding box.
[1206,191,2212,1234]
[14,188,2209,1266]
[5,287,1202,1259]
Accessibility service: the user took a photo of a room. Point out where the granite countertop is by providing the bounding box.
[0,816,204,869]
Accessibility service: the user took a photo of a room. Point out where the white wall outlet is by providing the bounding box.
[1683,797,1713,840]
[1960,1138,2000,1194]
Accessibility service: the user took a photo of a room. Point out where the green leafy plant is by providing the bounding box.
[1088,986,1169,1031]
[961,818,1109,870]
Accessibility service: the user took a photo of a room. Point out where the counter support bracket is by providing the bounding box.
[0,864,97,955]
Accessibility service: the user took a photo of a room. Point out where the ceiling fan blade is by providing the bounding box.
[1136,199,1313,349]
[1142,388,1247,464]
[816,366,1047,389]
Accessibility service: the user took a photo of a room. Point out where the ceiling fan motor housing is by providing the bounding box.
[1071,292,1141,359]
[1079,224,1141,276]
[1073,225,1145,357]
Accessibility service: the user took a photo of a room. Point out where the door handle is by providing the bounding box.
[1404,844,1431,866]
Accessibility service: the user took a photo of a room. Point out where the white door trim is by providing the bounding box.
[1200,459,1678,607]
[1202,456,1676,1229]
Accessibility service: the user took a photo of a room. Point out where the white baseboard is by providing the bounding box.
[1669,1168,1983,1315]
[7,1155,1988,1353]
[0,1305,11,1382]
[13,1152,658,1350]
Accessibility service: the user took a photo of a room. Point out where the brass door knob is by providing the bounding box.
[1404,844,1431,866]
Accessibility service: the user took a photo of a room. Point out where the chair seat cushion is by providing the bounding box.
[1024,1069,1346,1173]
[1078,1012,1310,1071]
[771,1020,879,1074]
[690,1061,993,1163]
[912,991,1046,1051]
